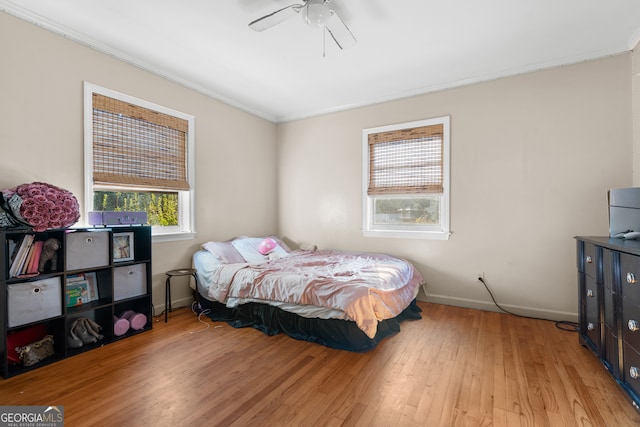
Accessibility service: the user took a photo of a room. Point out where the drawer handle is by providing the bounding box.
[587,322,595,331]
[585,255,592,264]
[629,320,640,332]
[586,289,593,298]
[86,237,93,243]
[628,272,638,284]
[631,367,640,380]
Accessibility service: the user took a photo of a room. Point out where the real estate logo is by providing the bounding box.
[0,406,64,427]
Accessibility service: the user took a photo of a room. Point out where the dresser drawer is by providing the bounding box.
[65,230,110,271]
[620,253,640,306]
[582,242,598,279]
[623,342,640,397]
[584,276,600,347]
[622,297,640,351]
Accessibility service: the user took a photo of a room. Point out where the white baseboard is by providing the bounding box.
[158,296,195,316]
[418,291,578,323]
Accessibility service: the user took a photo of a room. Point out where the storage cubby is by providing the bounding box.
[114,298,152,339]
[0,225,152,378]
[5,317,66,378]
[66,306,114,356]
[65,229,110,271]
[65,268,113,312]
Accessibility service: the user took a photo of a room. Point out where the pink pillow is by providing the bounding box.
[258,237,278,255]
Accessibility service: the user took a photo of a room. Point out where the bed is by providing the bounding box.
[192,236,424,352]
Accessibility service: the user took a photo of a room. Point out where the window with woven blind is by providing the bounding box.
[92,93,190,191]
[362,116,450,240]
[368,124,443,195]
[84,83,195,240]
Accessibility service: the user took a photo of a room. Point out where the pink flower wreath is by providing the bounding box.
[0,182,80,232]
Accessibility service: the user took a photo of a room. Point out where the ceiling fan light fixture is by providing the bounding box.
[249,0,356,50]
[303,0,332,29]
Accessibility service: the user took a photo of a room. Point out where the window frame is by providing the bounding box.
[361,116,451,240]
[83,82,196,242]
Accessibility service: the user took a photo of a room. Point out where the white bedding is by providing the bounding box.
[193,248,423,338]
[193,250,350,320]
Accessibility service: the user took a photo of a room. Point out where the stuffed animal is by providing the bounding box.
[38,238,60,272]
[258,237,285,260]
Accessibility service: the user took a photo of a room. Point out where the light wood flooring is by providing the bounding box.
[1,302,639,426]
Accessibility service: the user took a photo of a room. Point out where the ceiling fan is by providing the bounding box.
[249,0,356,50]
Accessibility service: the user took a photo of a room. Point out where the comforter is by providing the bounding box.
[204,249,423,338]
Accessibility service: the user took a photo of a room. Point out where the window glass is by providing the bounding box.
[362,116,450,239]
[93,191,179,226]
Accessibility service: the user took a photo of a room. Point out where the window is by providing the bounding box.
[83,82,195,241]
[362,116,450,240]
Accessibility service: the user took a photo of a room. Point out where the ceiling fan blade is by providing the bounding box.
[325,10,356,49]
[249,4,304,32]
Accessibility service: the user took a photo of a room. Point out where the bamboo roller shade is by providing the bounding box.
[368,124,444,195]
[92,93,189,191]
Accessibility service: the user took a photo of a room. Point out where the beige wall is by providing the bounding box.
[0,12,278,310]
[2,11,636,321]
[277,55,633,320]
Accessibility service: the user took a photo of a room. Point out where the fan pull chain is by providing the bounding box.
[323,27,326,58]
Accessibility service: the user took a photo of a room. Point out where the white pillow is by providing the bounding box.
[201,241,245,264]
[231,237,268,264]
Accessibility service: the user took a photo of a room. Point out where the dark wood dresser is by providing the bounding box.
[576,236,640,410]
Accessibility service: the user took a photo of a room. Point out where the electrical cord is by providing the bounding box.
[189,300,212,333]
[478,276,578,332]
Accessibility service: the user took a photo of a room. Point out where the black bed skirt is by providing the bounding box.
[197,296,422,352]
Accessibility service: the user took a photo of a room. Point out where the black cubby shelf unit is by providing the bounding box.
[0,225,152,378]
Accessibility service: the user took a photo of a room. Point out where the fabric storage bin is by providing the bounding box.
[114,263,147,301]
[65,230,109,271]
[8,277,62,327]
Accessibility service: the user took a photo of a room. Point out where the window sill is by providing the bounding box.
[152,231,197,243]
[362,229,451,240]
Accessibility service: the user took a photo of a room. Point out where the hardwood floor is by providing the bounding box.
[1,302,639,426]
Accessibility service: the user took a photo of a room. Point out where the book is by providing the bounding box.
[84,272,99,302]
[66,273,86,283]
[8,236,21,264]
[8,236,25,277]
[65,280,89,307]
[9,234,34,278]
[66,273,98,302]
[26,240,43,274]
[21,243,36,275]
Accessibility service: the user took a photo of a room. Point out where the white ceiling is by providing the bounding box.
[2,0,640,123]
